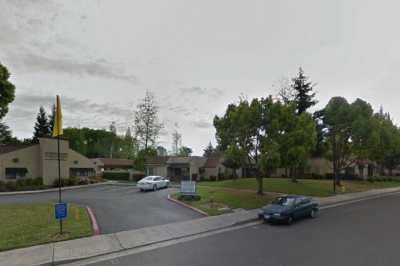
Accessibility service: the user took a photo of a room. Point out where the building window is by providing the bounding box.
[5,168,28,179]
[12,158,19,163]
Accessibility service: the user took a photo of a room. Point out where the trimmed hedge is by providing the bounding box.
[0,177,45,192]
[103,171,130,181]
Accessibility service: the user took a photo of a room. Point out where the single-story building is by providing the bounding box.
[0,137,96,185]
[91,158,134,176]
[146,156,207,181]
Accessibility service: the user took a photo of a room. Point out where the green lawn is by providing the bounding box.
[174,186,276,216]
[199,178,400,197]
[0,203,93,251]
[176,178,400,215]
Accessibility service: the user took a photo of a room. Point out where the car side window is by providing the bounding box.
[154,177,160,181]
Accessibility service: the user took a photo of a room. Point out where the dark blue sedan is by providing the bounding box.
[258,195,319,225]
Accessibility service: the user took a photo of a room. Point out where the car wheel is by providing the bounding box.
[140,188,144,192]
[310,209,318,218]
[287,216,293,225]
[153,185,157,191]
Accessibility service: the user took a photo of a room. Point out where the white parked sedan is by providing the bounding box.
[137,176,170,191]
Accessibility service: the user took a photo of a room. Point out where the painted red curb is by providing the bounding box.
[167,194,209,216]
[86,206,101,235]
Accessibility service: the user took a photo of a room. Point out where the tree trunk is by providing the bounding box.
[291,168,298,183]
[256,176,264,195]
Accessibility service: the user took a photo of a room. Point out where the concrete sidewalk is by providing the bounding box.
[2,186,400,266]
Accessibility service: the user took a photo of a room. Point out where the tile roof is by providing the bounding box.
[146,156,170,165]
[95,158,134,167]
[204,153,223,168]
[0,144,37,155]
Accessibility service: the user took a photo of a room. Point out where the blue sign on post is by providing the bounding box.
[55,202,68,220]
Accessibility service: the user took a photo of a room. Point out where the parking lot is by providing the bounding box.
[0,185,203,234]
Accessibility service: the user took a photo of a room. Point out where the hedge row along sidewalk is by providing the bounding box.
[0,203,93,252]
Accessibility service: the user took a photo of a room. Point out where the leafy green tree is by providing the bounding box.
[33,106,51,143]
[121,127,138,159]
[0,122,17,144]
[178,146,193,157]
[369,112,400,176]
[322,97,353,189]
[278,103,317,182]
[134,147,157,173]
[222,145,246,178]
[258,140,281,191]
[134,91,163,149]
[292,67,317,114]
[0,62,15,120]
[349,99,376,178]
[203,141,216,157]
[156,145,168,156]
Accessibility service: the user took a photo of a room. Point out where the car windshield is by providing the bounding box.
[272,197,295,206]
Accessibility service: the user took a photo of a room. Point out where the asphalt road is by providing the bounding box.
[88,193,400,266]
[0,185,202,234]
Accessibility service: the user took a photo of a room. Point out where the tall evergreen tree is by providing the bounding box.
[48,104,56,133]
[203,141,215,157]
[33,106,51,143]
[292,67,317,114]
[0,122,13,144]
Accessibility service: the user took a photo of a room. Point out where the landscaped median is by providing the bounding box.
[172,178,400,215]
[0,203,93,251]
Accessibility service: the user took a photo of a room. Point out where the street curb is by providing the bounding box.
[86,206,100,235]
[0,182,109,196]
[167,194,209,216]
[319,189,400,210]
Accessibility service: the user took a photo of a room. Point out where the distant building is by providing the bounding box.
[0,137,96,185]
[91,158,134,176]
[145,154,239,181]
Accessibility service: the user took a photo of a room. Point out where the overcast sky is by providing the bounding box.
[1,0,400,155]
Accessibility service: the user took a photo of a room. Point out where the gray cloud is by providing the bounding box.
[8,53,138,83]
[5,93,132,136]
[179,87,224,98]
[191,120,213,129]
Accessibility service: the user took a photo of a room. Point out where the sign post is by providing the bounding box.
[52,95,64,235]
[55,202,68,221]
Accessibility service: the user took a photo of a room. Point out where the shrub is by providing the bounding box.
[5,181,16,191]
[209,176,217,182]
[103,171,130,181]
[178,194,201,201]
[0,181,5,192]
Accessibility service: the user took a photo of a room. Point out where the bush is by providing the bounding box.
[103,171,130,181]
[0,181,5,192]
[178,194,201,201]
[5,181,16,191]
[209,176,217,182]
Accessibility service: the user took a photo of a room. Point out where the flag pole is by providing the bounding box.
[57,133,62,234]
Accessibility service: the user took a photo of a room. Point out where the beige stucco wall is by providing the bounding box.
[40,138,70,185]
[68,150,97,172]
[0,138,96,185]
[0,145,41,180]
[149,165,167,177]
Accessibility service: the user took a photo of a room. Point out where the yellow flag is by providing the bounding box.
[52,95,63,137]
